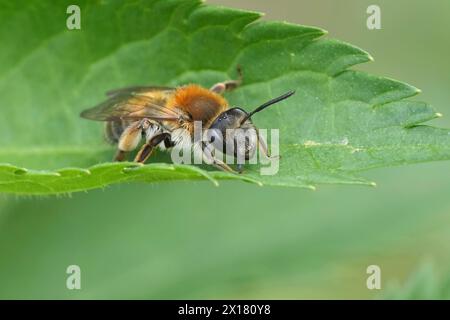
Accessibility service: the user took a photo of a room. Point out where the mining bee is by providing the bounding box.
[80,68,295,173]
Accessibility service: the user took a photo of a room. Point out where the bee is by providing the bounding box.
[80,69,295,173]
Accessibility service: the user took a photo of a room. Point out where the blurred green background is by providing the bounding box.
[1,0,450,299]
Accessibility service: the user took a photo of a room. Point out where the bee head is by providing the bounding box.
[208,91,295,162]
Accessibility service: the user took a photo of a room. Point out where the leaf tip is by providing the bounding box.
[435,112,443,118]
[205,175,220,187]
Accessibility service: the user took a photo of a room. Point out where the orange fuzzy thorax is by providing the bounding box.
[167,84,228,129]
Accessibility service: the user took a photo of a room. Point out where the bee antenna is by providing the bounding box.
[240,90,295,125]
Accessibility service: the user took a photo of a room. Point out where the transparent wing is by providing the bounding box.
[105,86,174,98]
[80,87,185,122]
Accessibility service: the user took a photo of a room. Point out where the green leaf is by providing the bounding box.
[0,0,449,194]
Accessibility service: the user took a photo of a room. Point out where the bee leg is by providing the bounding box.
[201,142,238,173]
[164,136,175,148]
[257,131,279,159]
[134,133,171,163]
[115,119,150,162]
[114,150,128,162]
[209,66,243,94]
[212,158,238,173]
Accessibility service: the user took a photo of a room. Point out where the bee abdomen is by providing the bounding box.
[105,120,126,144]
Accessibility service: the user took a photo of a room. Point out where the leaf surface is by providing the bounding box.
[0,0,449,194]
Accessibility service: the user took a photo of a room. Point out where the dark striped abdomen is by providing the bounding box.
[104,120,131,144]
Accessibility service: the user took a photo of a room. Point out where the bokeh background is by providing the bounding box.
[1,0,449,299]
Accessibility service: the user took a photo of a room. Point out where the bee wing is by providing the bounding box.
[105,86,174,98]
[80,87,186,122]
